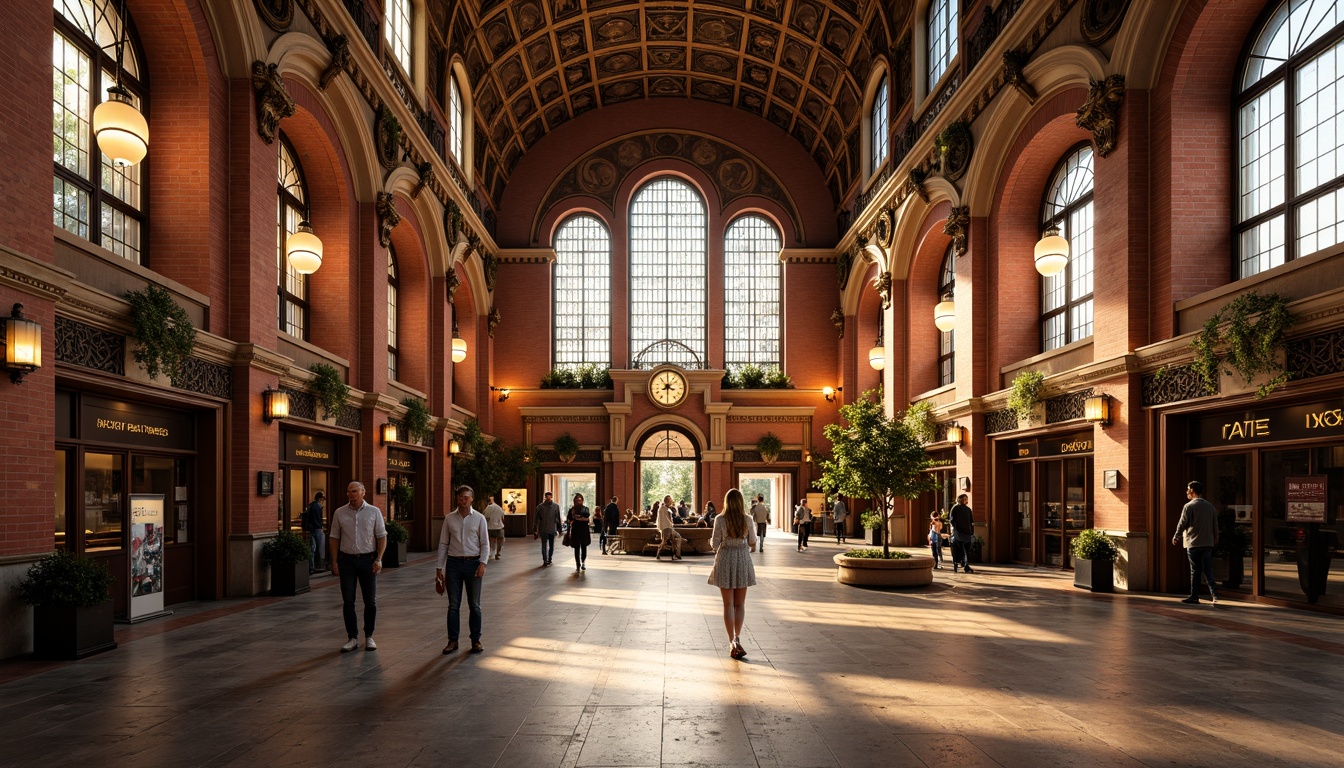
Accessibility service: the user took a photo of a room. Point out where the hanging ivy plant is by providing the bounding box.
[902,400,937,444]
[125,284,196,380]
[401,397,434,444]
[1007,370,1046,421]
[756,432,783,463]
[554,432,580,462]
[308,363,349,419]
[1190,291,1295,399]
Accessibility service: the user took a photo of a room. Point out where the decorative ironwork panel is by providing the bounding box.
[934,422,950,443]
[918,68,962,135]
[283,388,317,421]
[1141,365,1216,407]
[732,449,802,463]
[965,4,1001,72]
[171,357,232,400]
[534,449,603,463]
[1287,329,1344,380]
[1046,388,1091,424]
[340,0,380,53]
[630,340,704,370]
[984,408,1017,434]
[56,317,124,375]
[336,406,363,431]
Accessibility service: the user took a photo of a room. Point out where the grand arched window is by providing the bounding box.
[53,0,146,263]
[927,0,957,89]
[553,214,611,368]
[1237,1,1344,278]
[1040,145,1094,352]
[384,0,412,76]
[870,77,889,175]
[277,137,310,339]
[387,248,400,381]
[724,215,781,371]
[449,76,465,168]
[938,244,955,386]
[630,178,707,367]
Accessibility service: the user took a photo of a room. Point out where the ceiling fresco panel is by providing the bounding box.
[601,78,645,104]
[649,75,687,96]
[790,0,824,38]
[591,11,642,50]
[597,50,643,79]
[551,0,583,22]
[563,61,593,87]
[648,46,687,69]
[692,49,738,77]
[536,74,563,104]
[745,21,780,61]
[512,1,547,38]
[692,13,742,48]
[555,22,588,59]
[526,38,556,75]
[690,79,734,104]
[484,16,516,58]
[780,37,812,77]
[737,87,765,114]
[646,8,689,40]
[751,0,783,22]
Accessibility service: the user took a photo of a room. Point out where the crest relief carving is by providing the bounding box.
[934,120,972,182]
[250,61,295,144]
[376,192,401,247]
[1076,75,1126,158]
[254,0,293,31]
[874,208,894,248]
[1081,0,1134,46]
[943,206,970,255]
[376,105,402,170]
[320,35,351,91]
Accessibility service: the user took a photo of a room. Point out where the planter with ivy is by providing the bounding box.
[756,432,783,464]
[554,432,580,463]
[125,284,196,383]
[539,364,613,389]
[1007,370,1046,428]
[1191,291,1296,399]
[400,397,434,444]
[18,551,117,660]
[722,364,793,389]
[308,363,349,421]
[383,518,409,568]
[833,549,934,587]
[1071,529,1117,592]
[262,529,310,596]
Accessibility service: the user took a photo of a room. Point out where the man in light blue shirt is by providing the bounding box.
[437,485,490,654]
[329,481,387,652]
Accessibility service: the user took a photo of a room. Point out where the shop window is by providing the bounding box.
[55,450,70,550]
[53,0,146,263]
[927,0,958,90]
[84,452,125,552]
[1237,1,1344,278]
[629,178,707,367]
[384,0,412,77]
[277,136,310,339]
[387,247,399,382]
[870,76,889,176]
[1040,145,1095,351]
[724,215,782,372]
[553,214,612,368]
[937,244,955,385]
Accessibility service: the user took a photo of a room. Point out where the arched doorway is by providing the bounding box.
[638,427,699,517]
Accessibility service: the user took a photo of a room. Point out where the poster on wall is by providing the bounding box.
[1286,477,1327,523]
[129,494,167,620]
[502,488,528,514]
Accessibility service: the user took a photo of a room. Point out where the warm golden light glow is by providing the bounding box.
[262,388,289,423]
[286,222,324,275]
[933,295,956,332]
[3,303,41,384]
[945,424,964,445]
[868,343,886,370]
[381,422,398,445]
[1034,227,1069,276]
[93,91,148,167]
[1084,394,1111,425]
[451,336,467,363]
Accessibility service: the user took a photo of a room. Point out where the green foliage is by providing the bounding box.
[261,529,310,565]
[644,460,695,510]
[554,432,580,459]
[763,366,792,388]
[859,509,886,531]
[1007,370,1046,421]
[125,284,196,380]
[722,364,793,389]
[17,551,115,608]
[756,431,783,460]
[843,548,911,559]
[400,397,434,444]
[1191,291,1295,398]
[385,518,409,544]
[540,364,612,389]
[902,400,937,444]
[451,418,538,508]
[307,363,349,419]
[1070,529,1118,562]
[818,390,939,557]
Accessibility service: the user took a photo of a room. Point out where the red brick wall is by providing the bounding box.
[388,195,432,395]
[904,202,954,397]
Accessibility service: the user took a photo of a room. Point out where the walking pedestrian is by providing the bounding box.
[1173,480,1219,605]
[437,485,489,654]
[329,482,387,652]
[949,494,975,574]
[567,493,592,571]
[749,495,770,551]
[928,510,944,569]
[534,491,561,565]
[794,498,813,551]
[708,488,757,659]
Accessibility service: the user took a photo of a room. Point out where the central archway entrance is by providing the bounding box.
[638,427,698,517]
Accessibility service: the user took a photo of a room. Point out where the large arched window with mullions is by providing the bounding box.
[870,77,889,175]
[553,214,611,368]
[53,0,147,263]
[1237,1,1344,279]
[724,215,782,372]
[387,248,400,381]
[449,75,465,168]
[277,137,310,339]
[937,244,955,386]
[629,178,707,368]
[927,0,958,90]
[1040,145,1095,352]
[384,0,412,76]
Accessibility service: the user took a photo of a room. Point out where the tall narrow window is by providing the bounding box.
[1237,1,1344,278]
[277,137,310,339]
[1040,145,1095,352]
[384,0,412,76]
[870,77,889,175]
[553,214,611,368]
[449,76,464,168]
[53,0,146,263]
[927,0,958,89]
[937,244,955,386]
[724,215,782,372]
[387,248,399,381]
[629,178,707,368]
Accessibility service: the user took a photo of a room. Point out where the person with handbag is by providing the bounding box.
[566,493,592,571]
[533,491,562,566]
[928,510,945,570]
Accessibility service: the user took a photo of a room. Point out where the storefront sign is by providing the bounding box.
[1193,399,1344,447]
[387,449,414,471]
[1011,434,1092,459]
[1286,476,1327,523]
[129,494,166,620]
[81,396,194,451]
[284,432,338,465]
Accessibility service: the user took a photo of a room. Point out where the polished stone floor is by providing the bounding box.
[3,537,1343,768]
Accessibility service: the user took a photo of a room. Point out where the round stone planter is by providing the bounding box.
[833,552,935,587]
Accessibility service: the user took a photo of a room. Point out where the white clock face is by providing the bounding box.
[650,369,687,407]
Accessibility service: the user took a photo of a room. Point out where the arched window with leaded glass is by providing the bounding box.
[449,75,465,168]
[870,77,889,175]
[1040,145,1095,352]
[629,178,707,368]
[553,214,611,368]
[277,137,310,339]
[724,215,781,372]
[387,247,400,381]
[927,0,957,90]
[938,244,955,386]
[53,0,147,263]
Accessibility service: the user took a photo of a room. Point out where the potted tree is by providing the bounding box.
[383,518,410,568]
[262,529,311,596]
[1071,529,1118,592]
[554,432,580,463]
[18,551,117,660]
[756,432,783,464]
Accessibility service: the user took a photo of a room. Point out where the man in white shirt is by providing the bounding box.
[437,485,490,654]
[750,495,771,551]
[655,494,683,561]
[483,494,506,560]
[328,481,387,653]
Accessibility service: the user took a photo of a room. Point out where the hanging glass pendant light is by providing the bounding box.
[933,291,956,332]
[1034,226,1069,276]
[93,0,148,167]
[451,319,467,363]
[286,220,324,274]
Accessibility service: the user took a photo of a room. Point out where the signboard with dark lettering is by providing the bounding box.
[387,449,415,471]
[1192,400,1344,447]
[81,396,194,451]
[1286,476,1327,523]
[284,432,339,465]
[1011,434,1092,459]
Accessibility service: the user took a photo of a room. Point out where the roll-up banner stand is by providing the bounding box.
[128,494,172,623]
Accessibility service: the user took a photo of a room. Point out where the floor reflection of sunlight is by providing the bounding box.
[477,634,741,683]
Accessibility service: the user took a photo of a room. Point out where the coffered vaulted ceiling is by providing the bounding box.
[428,0,911,209]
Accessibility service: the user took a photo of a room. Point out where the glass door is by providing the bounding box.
[1039,460,1063,566]
[1012,462,1032,562]
[1189,453,1252,594]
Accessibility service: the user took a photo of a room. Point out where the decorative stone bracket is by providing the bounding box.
[1076,75,1126,158]
[487,305,501,337]
[251,61,294,145]
[943,206,970,256]
[318,34,350,91]
[376,192,401,248]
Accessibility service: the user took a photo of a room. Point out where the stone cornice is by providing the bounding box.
[519,407,610,420]
[234,343,293,378]
[497,248,556,264]
[0,245,73,303]
[780,248,838,264]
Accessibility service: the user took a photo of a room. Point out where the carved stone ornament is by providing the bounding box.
[906,167,929,203]
[481,249,499,292]
[445,268,461,303]
[319,35,351,91]
[1076,74,1126,158]
[874,208,894,248]
[836,248,853,289]
[934,120,972,182]
[1081,0,1134,46]
[943,205,970,255]
[253,0,293,31]
[487,305,502,338]
[250,61,295,145]
[830,307,845,339]
[414,162,434,200]
[375,105,402,170]
[1003,49,1037,103]
[444,198,464,244]
[376,192,401,248]
[873,271,893,310]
